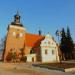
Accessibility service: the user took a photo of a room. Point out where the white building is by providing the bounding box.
[40,33,60,63]
[25,54,36,62]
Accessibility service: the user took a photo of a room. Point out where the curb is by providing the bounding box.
[32,64,75,72]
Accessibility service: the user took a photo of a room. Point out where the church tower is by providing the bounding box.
[3,12,26,62]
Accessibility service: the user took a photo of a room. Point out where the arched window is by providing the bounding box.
[30,48,35,54]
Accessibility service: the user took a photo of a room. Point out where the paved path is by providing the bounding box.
[0,63,74,75]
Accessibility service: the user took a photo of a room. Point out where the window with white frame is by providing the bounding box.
[45,49,48,55]
[52,50,54,55]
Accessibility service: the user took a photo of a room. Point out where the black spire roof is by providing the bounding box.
[11,11,23,27]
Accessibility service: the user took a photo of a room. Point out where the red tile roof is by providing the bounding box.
[25,33,45,47]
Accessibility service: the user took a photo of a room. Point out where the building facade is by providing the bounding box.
[3,12,60,63]
[40,34,59,63]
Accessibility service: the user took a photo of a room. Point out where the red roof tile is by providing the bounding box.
[25,33,45,47]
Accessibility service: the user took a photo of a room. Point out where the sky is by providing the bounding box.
[0,0,75,42]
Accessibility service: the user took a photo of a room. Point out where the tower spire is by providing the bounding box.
[14,11,20,24]
[11,11,23,27]
[17,11,19,15]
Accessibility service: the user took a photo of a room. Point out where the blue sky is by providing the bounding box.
[0,0,75,42]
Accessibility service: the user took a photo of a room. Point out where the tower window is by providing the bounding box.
[20,33,23,37]
[16,17,19,20]
[16,29,19,31]
[16,34,19,38]
[13,32,16,36]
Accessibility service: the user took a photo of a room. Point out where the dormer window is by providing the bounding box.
[48,41,50,44]
[52,42,54,45]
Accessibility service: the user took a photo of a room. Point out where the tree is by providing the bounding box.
[60,27,74,60]
[1,36,7,61]
[66,27,74,59]
[0,38,5,50]
[60,28,67,60]
[6,49,17,62]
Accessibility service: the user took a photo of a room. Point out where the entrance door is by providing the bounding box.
[32,57,34,62]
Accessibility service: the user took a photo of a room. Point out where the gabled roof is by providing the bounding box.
[25,33,45,47]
